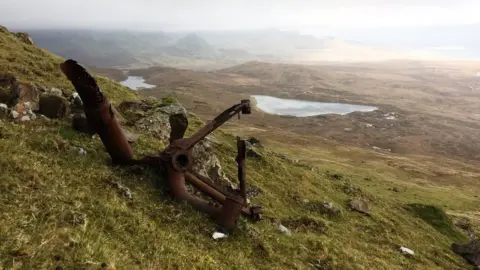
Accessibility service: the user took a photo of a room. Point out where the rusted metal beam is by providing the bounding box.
[60,59,133,165]
[61,59,262,231]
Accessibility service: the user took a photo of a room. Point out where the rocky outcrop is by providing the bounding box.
[39,94,69,118]
[134,103,187,141]
[0,74,19,106]
[451,240,480,268]
[191,136,230,184]
[17,83,40,110]
[117,99,231,185]
[348,199,371,215]
[14,32,35,45]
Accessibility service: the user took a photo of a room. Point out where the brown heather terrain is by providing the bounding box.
[128,61,480,163]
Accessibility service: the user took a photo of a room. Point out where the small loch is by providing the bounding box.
[120,76,156,90]
[252,95,377,117]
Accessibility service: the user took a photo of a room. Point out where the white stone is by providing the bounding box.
[11,110,19,119]
[0,103,7,110]
[212,232,228,240]
[50,88,63,96]
[278,224,291,236]
[21,115,30,121]
[23,102,31,111]
[78,148,87,155]
[400,246,414,256]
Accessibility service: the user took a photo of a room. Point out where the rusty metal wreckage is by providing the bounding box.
[60,59,262,232]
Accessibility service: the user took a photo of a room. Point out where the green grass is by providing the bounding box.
[0,27,478,269]
[0,26,138,106]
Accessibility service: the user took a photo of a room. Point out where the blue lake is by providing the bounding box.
[252,95,377,117]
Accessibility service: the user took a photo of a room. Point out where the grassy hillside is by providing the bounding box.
[0,26,138,105]
[0,27,478,269]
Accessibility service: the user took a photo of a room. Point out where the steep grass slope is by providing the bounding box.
[0,27,477,269]
[0,26,138,105]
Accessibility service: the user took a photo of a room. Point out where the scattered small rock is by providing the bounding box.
[348,199,371,215]
[11,110,19,119]
[277,224,291,236]
[110,181,133,199]
[372,146,391,152]
[399,246,414,256]
[21,115,30,122]
[69,92,84,113]
[212,232,228,240]
[14,32,35,45]
[0,103,8,116]
[50,87,63,96]
[78,148,87,155]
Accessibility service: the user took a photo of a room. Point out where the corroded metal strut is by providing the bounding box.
[60,59,262,230]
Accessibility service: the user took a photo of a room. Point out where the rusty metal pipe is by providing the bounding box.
[167,166,222,217]
[236,138,247,203]
[174,100,251,151]
[60,59,134,164]
[184,171,227,203]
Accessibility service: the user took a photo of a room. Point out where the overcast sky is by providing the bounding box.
[2,0,480,30]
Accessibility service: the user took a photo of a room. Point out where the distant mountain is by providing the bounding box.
[22,28,459,69]
[174,33,217,57]
[27,29,172,67]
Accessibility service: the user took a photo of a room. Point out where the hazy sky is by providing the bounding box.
[2,0,480,30]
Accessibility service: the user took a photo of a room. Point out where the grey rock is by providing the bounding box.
[191,136,231,186]
[50,87,63,96]
[157,103,187,115]
[16,83,40,111]
[14,32,35,45]
[348,199,371,215]
[135,110,171,140]
[123,129,139,143]
[21,115,30,122]
[111,181,133,200]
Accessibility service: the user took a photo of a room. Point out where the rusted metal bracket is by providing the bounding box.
[60,59,262,231]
